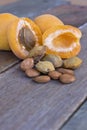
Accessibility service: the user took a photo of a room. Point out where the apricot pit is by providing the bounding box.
[7,17,42,59]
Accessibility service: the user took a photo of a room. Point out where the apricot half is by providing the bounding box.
[0,13,18,50]
[7,17,42,59]
[34,14,64,33]
[42,25,82,58]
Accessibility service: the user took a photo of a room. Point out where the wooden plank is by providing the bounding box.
[0,51,19,73]
[0,0,67,17]
[61,100,87,130]
[67,0,87,6]
[0,23,87,130]
[0,0,19,6]
[0,5,87,72]
[46,5,87,27]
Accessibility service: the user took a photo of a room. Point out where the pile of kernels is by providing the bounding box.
[20,46,82,84]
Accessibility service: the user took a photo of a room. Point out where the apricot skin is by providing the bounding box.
[7,18,42,59]
[0,13,18,50]
[34,14,64,33]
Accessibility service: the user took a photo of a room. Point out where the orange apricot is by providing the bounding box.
[34,14,64,33]
[7,17,42,59]
[42,25,82,58]
[0,13,18,50]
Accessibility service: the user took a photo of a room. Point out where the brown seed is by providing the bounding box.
[24,26,36,49]
[25,68,40,77]
[18,26,36,50]
[63,56,82,69]
[57,68,74,75]
[33,75,51,83]
[42,54,63,68]
[35,61,55,74]
[59,74,76,84]
[29,45,47,63]
[20,58,34,71]
[48,70,61,79]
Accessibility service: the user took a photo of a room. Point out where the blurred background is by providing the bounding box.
[0,0,87,18]
[0,0,67,18]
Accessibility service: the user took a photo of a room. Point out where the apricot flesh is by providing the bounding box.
[7,18,42,59]
[0,13,18,50]
[42,25,82,58]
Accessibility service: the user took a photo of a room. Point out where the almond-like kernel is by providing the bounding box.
[59,74,76,84]
[33,76,50,83]
[57,68,74,75]
[48,70,61,79]
[25,68,40,77]
[20,58,34,71]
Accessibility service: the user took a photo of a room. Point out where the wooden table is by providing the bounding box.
[0,0,87,130]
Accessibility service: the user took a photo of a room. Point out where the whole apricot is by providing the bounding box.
[34,14,64,33]
[0,13,18,50]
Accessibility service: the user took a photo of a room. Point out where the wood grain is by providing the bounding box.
[0,0,19,6]
[61,100,87,130]
[0,0,67,17]
[0,4,87,73]
[0,51,19,73]
[0,23,87,130]
[67,0,87,6]
[46,5,87,27]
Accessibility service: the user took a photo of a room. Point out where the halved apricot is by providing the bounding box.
[42,25,82,58]
[7,17,42,59]
[34,14,64,33]
[0,13,18,50]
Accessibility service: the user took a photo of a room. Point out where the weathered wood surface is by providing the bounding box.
[1,4,87,73]
[0,23,87,130]
[0,0,19,6]
[61,100,87,130]
[46,4,87,27]
[0,0,67,17]
[0,51,19,73]
[67,0,87,6]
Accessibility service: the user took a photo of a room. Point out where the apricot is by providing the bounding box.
[42,25,82,58]
[7,17,42,59]
[0,13,18,50]
[34,14,64,33]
